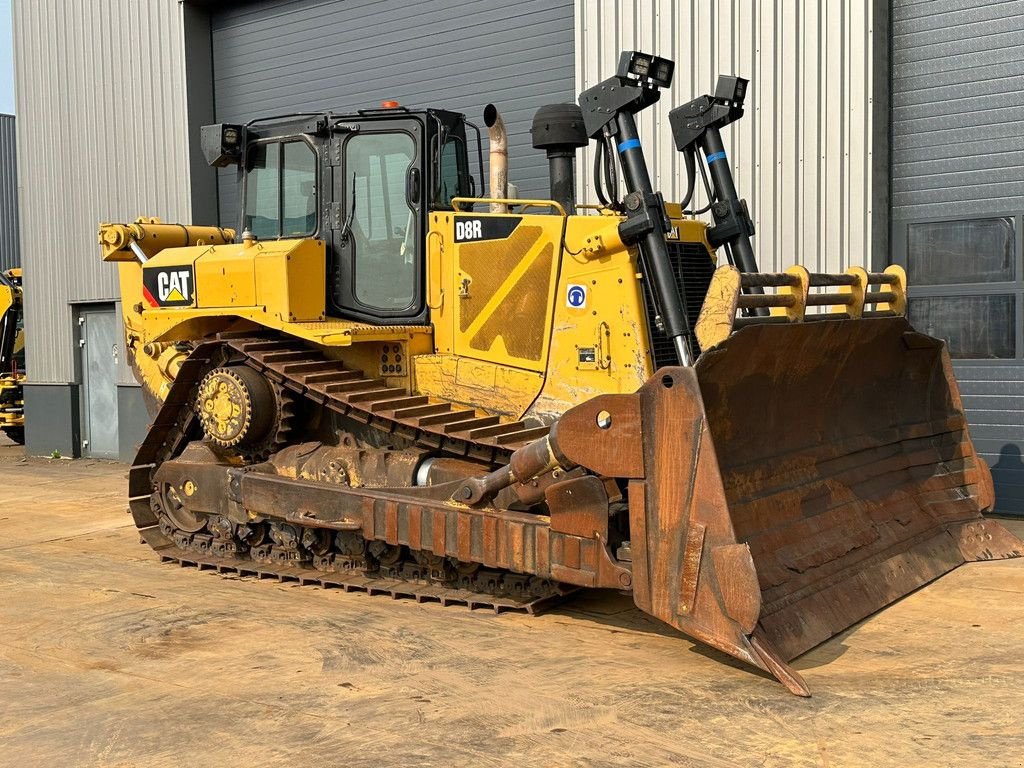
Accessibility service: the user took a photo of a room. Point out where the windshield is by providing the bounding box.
[244,140,317,238]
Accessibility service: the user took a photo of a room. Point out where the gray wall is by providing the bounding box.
[0,114,18,271]
[891,0,1024,515]
[210,0,575,226]
[13,0,194,386]
[13,0,196,457]
[956,364,1024,516]
[891,0,1024,222]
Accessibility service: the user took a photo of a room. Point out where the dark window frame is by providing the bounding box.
[893,211,1023,362]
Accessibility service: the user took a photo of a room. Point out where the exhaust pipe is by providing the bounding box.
[483,104,508,213]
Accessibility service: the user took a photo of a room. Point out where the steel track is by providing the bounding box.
[128,334,572,615]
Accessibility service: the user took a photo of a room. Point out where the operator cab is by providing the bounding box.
[202,107,482,325]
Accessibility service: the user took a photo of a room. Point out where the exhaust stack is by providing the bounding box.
[483,104,508,213]
[531,104,589,215]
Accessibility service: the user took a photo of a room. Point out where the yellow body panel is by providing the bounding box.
[194,246,257,308]
[414,354,544,418]
[142,238,326,321]
[419,209,716,422]
[529,215,654,420]
[106,210,718,423]
[428,211,565,374]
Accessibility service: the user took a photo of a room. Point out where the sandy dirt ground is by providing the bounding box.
[1,440,1022,767]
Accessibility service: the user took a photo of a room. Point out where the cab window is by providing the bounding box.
[345,132,417,311]
[245,140,317,238]
[437,136,470,208]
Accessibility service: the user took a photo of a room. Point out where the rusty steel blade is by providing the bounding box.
[695,316,1023,662]
[552,316,1022,695]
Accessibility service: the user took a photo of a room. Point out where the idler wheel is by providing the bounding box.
[195,365,275,449]
[160,482,206,533]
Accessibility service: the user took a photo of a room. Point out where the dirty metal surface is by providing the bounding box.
[695,317,1023,660]
[131,337,616,617]
[1,452,1023,767]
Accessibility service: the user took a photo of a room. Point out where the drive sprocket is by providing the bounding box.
[195,365,275,449]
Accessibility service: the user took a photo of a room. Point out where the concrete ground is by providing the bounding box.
[1,435,1022,768]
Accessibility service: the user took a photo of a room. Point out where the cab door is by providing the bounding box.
[329,118,425,324]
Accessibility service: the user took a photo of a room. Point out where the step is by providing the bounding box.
[279,360,348,375]
[260,350,314,364]
[237,340,295,353]
[467,421,527,440]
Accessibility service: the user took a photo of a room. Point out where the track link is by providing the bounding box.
[129,335,571,616]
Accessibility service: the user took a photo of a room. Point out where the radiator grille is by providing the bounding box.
[644,241,717,369]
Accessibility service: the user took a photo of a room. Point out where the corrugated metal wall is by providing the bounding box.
[891,0,1024,221]
[955,364,1024,516]
[891,0,1024,516]
[12,0,193,384]
[576,0,879,273]
[0,115,18,272]
[210,0,575,227]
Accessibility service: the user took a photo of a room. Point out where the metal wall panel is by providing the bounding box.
[0,115,18,272]
[210,0,575,227]
[891,0,1024,221]
[13,0,193,384]
[576,0,880,273]
[955,363,1024,516]
[892,0,1024,515]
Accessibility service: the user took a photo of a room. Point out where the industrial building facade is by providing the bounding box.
[11,0,1023,514]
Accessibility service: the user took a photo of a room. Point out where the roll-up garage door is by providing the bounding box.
[210,0,575,224]
[890,0,1024,515]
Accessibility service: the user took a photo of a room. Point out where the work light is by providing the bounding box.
[616,51,674,89]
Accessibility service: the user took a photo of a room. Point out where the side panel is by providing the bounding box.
[425,212,657,421]
[450,213,563,374]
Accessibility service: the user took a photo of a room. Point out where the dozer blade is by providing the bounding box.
[551,316,1022,695]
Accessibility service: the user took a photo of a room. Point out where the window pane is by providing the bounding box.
[245,143,280,239]
[909,294,1016,359]
[908,217,1015,286]
[282,141,317,236]
[438,138,465,208]
[346,133,416,311]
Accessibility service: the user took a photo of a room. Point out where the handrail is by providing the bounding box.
[450,197,568,217]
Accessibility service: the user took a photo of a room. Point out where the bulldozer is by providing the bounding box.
[0,267,25,445]
[99,51,1021,695]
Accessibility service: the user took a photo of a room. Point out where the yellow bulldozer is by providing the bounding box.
[0,267,25,444]
[99,52,1020,695]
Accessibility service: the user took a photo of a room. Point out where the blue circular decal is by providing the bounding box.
[567,285,587,308]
